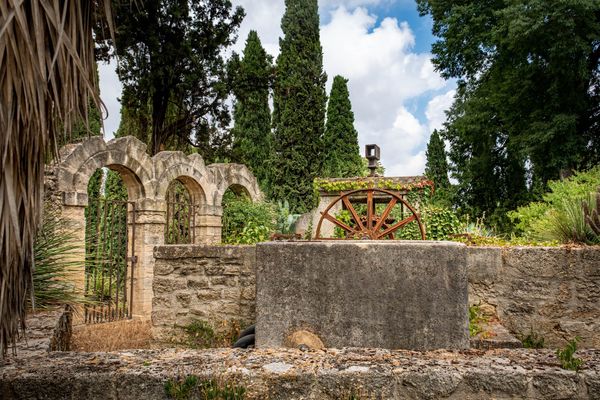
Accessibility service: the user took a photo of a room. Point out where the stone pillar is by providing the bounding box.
[196,204,223,244]
[60,192,89,295]
[130,199,166,319]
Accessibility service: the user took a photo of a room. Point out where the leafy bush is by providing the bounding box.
[508,166,600,242]
[222,190,275,244]
[397,205,461,241]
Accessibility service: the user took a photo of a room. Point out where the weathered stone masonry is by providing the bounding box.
[152,245,256,335]
[153,243,600,349]
[50,136,263,320]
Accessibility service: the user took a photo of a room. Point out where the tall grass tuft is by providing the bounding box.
[31,204,84,309]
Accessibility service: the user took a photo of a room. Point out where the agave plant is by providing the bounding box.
[0,0,113,356]
[276,200,301,235]
[583,187,600,236]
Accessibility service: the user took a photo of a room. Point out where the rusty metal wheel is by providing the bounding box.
[315,188,426,240]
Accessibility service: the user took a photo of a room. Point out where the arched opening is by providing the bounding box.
[84,167,134,322]
[221,185,273,244]
[165,176,205,244]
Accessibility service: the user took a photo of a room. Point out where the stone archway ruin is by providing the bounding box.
[52,136,263,319]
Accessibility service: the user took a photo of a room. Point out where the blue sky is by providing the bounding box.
[99,0,455,176]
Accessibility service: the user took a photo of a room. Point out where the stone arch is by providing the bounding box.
[153,151,213,205]
[209,164,263,207]
[57,136,154,206]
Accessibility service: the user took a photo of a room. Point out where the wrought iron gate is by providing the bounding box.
[84,199,136,323]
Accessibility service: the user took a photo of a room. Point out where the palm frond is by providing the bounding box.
[0,0,112,356]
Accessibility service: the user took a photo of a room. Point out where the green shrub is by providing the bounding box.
[397,205,461,241]
[556,337,584,371]
[508,166,600,242]
[544,194,599,244]
[222,191,275,244]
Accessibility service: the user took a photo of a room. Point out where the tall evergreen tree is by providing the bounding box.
[322,75,362,178]
[230,31,274,189]
[271,0,327,213]
[425,130,450,190]
[107,0,244,155]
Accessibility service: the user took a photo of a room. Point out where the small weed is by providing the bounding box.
[164,376,246,400]
[143,360,151,367]
[556,337,584,371]
[469,305,488,337]
[175,319,245,349]
[165,375,198,400]
[181,320,217,349]
[519,330,545,349]
[200,379,246,400]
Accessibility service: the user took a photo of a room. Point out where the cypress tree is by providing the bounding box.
[271,0,327,213]
[322,75,362,178]
[425,130,450,190]
[230,31,273,190]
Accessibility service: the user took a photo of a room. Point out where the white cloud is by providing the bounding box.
[98,62,122,140]
[321,6,448,176]
[425,89,455,133]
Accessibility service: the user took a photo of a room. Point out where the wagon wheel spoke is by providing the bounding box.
[342,196,365,231]
[366,190,374,230]
[373,198,397,233]
[321,211,357,234]
[376,214,416,239]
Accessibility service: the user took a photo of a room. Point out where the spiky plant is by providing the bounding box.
[31,203,86,309]
[0,0,112,356]
[583,187,600,236]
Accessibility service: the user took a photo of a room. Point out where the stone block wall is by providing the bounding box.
[468,246,600,348]
[152,245,256,334]
[150,242,600,349]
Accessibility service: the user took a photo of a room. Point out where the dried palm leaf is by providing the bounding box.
[0,0,113,357]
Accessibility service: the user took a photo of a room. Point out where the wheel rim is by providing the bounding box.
[315,188,426,240]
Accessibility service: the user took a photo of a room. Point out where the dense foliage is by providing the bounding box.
[418,0,600,228]
[229,31,274,190]
[108,0,244,156]
[271,0,328,213]
[322,76,363,178]
[221,191,275,244]
[508,167,600,244]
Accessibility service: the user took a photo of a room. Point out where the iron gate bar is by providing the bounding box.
[84,199,135,323]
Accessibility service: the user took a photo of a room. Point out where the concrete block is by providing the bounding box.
[256,241,469,350]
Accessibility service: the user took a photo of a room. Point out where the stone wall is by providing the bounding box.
[150,242,600,349]
[152,245,256,334]
[468,246,600,348]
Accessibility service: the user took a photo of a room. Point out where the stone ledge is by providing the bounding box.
[153,244,256,259]
[1,348,599,399]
